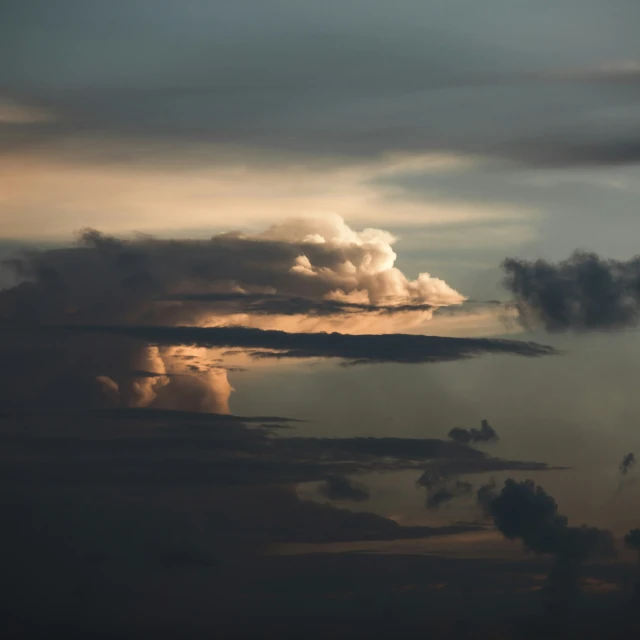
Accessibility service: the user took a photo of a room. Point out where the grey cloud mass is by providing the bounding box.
[503,251,640,331]
[2,1,640,167]
[480,478,615,615]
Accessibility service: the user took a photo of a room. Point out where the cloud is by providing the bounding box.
[448,419,499,446]
[0,216,469,411]
[2,215,463,325]
[317,475,370,502]
[620,453,636,476]
[158,291,435,317]
[2,0,640,189]
[1,409,558,484]
[425,480,474,510]
[0,410,557,554]
[479,478,615,616]
[483,479,615,560]
[503,251,640,332]
[46,324,558,365]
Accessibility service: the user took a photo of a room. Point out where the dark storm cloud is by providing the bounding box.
[317,475,370,502]
[480,478,615,615]
[46,324,557,364]
[448,419,499,446]
[483,479,614,561]
[502,251,640,332]
[2,1,640,167]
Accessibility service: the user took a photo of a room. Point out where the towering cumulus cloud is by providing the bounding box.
[0,215,555,412]
[502,251,640,331]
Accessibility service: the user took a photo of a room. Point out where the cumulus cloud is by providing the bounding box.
[0,215,470,411]
[479,478,615,616]
[448,419,499,446]
[502,251,640,332]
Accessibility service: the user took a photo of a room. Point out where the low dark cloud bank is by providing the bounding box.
[0,409,548,566]
[503,251,640,332]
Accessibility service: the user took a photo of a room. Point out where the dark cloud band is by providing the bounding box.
[37,324,558,364]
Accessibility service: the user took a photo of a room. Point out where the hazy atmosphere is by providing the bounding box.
[3,2,640,638]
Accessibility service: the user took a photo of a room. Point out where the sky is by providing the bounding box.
[3,1,640,637]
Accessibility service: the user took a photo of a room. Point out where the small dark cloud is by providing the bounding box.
[42,324,558,365]
[620,452,636,476]
[448,419,499,446]
[317,475,370,502]
[502,251,640,332]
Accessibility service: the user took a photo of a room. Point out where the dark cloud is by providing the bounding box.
[159,291,434,316]
[480,478,615,616]
[484,479,614,560]
[620,452,636,476]
[0,411,558,489]
[317,475,370,502]
[502,251,640,332]
[448,419,499,446]
[43,324,557,365]
[1,408,543,600]
[271,435,485,463]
